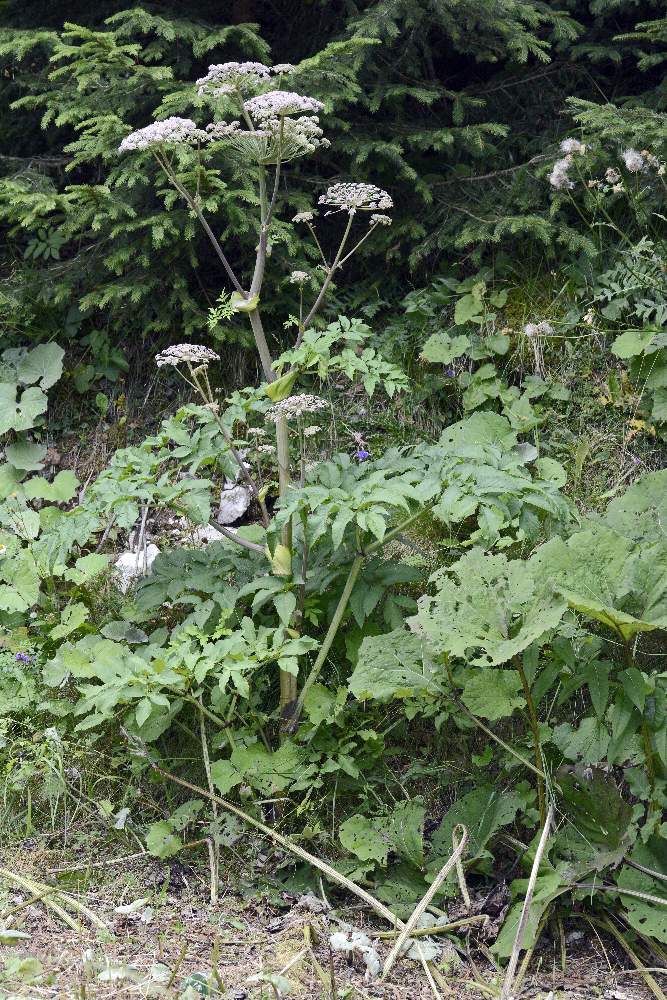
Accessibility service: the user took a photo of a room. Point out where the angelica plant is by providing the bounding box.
[119,61,394,720]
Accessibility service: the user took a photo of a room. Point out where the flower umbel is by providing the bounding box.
[243,91,324,121]
[289,270,309,285]
[196,62,270,97]
[155,344,221,368]
[319,183,393,214]
[119,118,207,152]
[370,213,392,226]
[266,394,328,422]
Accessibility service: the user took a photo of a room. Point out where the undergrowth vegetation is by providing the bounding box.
[0,3,667,998]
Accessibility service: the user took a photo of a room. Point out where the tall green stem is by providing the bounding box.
[514,656,546,827]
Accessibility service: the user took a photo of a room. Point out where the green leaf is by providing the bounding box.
[210,759,242,795]
[617,837,667,942]
[461,669,525,720]
[264,368,299,402]
[529,525,667,640]
[23,470,79,503]
[0,384,48,434]
[49,602,89,640]
[611,329,656,359]
[454,286,484,325]
[429,785,523,871]
[535,457,567,488]
[416,549,567,667]
[63,553,109,584]
[348,629,441,701]
[273,591,296,625]
[556,768,633,874]
[230,291,259,314]
[146,820,181,859]
[339,814,390,865]
[17,343,64,389]
[493,869,565,959]
[420,332,470,364]
[5,440,46,471]
[389,799,425,868]
[100,620,149,643]
[303,683,345,725]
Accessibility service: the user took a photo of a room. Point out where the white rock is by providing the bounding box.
[218,482,251,524]
[114,544,160,593]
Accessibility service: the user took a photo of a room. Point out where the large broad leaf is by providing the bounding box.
[23,470,79,503]
[603,469,667,545]
[611,328,656,359]
[428,785,523,874]
[617,837,667,942]
[348,629,442,701]
[493,868,566,959]
[529,525,667,640]
[5,440,46,472]
[0,384,48,435]
[16,343,64,389]
[438,412,517,451]
[460,668,525,720]
[340,799,425,869]
[415,548,567,666]
[420,332,470,364]
[555,768,633,876]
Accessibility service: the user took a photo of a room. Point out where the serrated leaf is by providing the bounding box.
[416,548,567,666]
[273,590,296,625]
[461,668,525,720]
[348,629,441,701]
[429,785,523,870]
[339,814,390,865]
[617,837,667,942]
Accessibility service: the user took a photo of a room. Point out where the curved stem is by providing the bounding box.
[299,212,354,337]
[156,153,245,297]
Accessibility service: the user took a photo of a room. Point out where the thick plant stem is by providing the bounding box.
[247,307,275,383]
[515,657,546,827]
[198,704,219,904]
[289,556,363,729]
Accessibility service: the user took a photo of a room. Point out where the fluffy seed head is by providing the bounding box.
[548,156,574,191]
[524,321,553,338]
[605,167,621,184]
[560,138,586,155]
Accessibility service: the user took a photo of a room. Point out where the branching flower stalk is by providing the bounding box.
[121,64,393,721]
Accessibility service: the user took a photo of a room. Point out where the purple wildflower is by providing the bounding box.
[355,449,371,461]
[445,368,456,377]
[15,652,33,664]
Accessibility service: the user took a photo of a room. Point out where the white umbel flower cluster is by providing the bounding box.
[319,182,393,213]
[155,344,220,368]
[207,115,328,164]
[293,211,315,223]
[370,213,392,226]
[243,90,324,121]
[271,64,296,75]
[196,61,270,97]
[289,270,309,285]
[266,393,328,422]
[119,117,207,152]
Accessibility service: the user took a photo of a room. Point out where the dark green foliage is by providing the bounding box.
[1,1,665,355]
